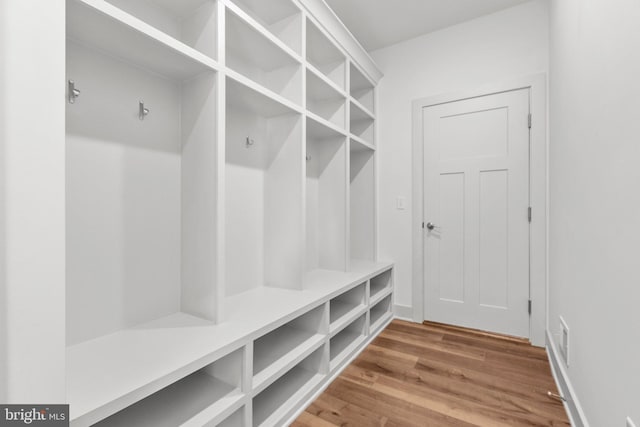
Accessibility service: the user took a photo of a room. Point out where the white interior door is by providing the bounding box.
[423,89,530,338]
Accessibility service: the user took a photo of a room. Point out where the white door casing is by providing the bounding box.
[423,89,530,338]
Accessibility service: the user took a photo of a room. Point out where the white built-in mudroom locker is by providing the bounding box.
[3,0,392,425]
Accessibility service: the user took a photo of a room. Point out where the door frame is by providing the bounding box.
[411,74,547,346]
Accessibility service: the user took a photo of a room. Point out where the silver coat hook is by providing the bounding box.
[139,101,150,121]
[246,137,255,147]
[68,80,81,104]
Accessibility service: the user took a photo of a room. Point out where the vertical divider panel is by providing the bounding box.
[216,0,227,322]
[181,72,218,322]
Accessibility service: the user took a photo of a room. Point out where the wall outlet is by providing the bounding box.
[559,316,570,366]
[627,417,637,427]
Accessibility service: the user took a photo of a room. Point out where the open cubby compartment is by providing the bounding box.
[215,406,246,427]
[94,347,245,427]
[102,0,217,59]
[252,304,326,392]
[307,69,347,130]
[306,19,346,90]
[306,118,348,273]
[67,0,218,81]
[226,8,302,105]
[252,346,326,427]
[350,62,375,113]
[370,294,392,333]
[350,101,375,144]
[369,269,393,305]
[349,144,375,263]
[329,313,366,371]
[66,40,218,347]
[225,77,304,298]
[329,282,366,335]
[228,0,302,54]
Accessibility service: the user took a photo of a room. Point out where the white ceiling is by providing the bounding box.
[324,0,531,52]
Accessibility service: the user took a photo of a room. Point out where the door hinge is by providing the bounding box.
[528,207,532,223]
[528,113,532,129]
[528,300,532,315]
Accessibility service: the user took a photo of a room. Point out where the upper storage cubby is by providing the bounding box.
[98,0,217,60]
[225,77,304,297]
[227,0,302,55]
[226,7,302,105]
[307,69,347,132]
[350,101,375,146]
[349,63,375,113]
[306,19,346,91]
[306,117,347,273]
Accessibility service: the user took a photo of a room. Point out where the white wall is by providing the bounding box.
[1,0,66,402]
[371,0,549,314]
[548,0,640,425]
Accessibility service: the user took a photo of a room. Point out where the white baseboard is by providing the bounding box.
[393,304,413,321]
[546,329,590,427]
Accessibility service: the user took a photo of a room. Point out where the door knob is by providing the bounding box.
[426,222,436,230]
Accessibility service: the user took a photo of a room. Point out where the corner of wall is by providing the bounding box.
[393,304,413,321]
[546,330,590,427]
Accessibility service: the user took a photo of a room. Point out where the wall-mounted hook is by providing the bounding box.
[139,101,150,121]
[305,155,311,161]
[68,80,81,104]
[245,137,255,148]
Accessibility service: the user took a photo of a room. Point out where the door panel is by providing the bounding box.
[423,89,530,338]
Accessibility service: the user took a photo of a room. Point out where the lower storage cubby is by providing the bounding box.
[94,347,245,427]
[214,406,245,427]
[370,294,392,332]
[369,269,392,304]
[329,313,366,371]
[252,346,326,426]
[329,282,366,334]
[253,305,326,391]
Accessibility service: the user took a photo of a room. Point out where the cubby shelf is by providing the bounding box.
[370,269,393,303]
[226,71,301,117]
[329,283,367,335]
[226,6,302,105]
[67,0,219,80]
[350,101,375,145]
[306,19,347,90]
[253,364,324,427]
[350,135,375,152]
[67,313,247,426]
[226,0,302,58]
[350,62,375,113]
[329,316,366,371]
[94,363,244,427]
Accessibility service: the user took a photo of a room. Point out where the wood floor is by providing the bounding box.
[292,320,570,427]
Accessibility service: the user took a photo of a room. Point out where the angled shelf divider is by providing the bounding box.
[306,18,346,90]
[67,0,218,80]
[228,0,302,55]
[226,6,302,105]
[350,62,375,113]
[93,347,245,427]
[307,68,347,131]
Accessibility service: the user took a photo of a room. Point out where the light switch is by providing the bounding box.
[396,196,406,210]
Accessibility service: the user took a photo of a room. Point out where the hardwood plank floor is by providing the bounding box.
[292,320,570,427]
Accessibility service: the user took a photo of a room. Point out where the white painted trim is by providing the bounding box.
[282,315,394,425]
[393,304,413,321]
[546,330,590,427]
[411,74,547,346]
[296,0,383,84]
